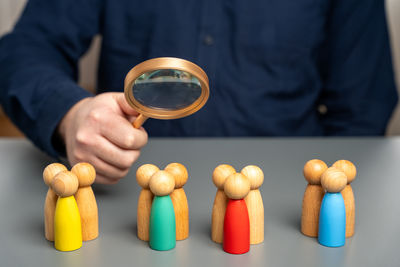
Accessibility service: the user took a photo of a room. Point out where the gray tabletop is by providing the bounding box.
[0,137,399,267]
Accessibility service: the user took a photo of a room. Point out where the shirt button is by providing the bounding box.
[203,35,214,46]
[318,104,328,115]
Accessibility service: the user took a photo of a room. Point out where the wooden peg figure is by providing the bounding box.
[136,164,159,241]
[165,163,189,240]
[241,165,264,244]
[43,163,68,241]
[332,160,357,237]
[318,167,347,247]
[149,170,176,251]
[301,159,328,237]
[51,171,82,251]
[211,164,236,243]
[71,162,98,241]
[223,173,251,254]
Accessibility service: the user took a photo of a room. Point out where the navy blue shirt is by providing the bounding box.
[0,0,397,157]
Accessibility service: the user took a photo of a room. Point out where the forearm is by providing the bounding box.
[0,0,100,156]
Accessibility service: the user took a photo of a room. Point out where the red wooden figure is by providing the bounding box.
[223,173,251,254]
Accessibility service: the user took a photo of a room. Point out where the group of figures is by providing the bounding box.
[136,163,189,251]
[43,163,99,251]
[211,164,264,254]
[43,159,355,252]
[301,159,357,247]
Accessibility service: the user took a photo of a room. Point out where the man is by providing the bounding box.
[0,0,397,184]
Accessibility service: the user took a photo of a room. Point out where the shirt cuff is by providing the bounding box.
[35,81,93,158]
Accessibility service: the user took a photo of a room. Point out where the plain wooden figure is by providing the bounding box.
[43,163,68,241]
[241,165,264,244]
[318,167,347,247]
[165,163,189,240]
[223,173,251,254]
[301,159,328,237]
[52,171,82,252]
[333,160,357,237]
[149,170,176,251]
[136,164,159,241]
[71,162,98,241]
[211,164,236,243]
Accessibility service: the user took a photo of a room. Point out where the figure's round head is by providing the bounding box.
[303,159,328,185]
[136,164,160,189]
[241,165,264,190]
[224,173,251,200]
[165,163,188,189]
[43,163,67,186]
[71,162,96,187]
[149,170,175,196]
[321,167,347,193]
[212,164,236,190]
[332,160,356,184]
[51,171,79,197]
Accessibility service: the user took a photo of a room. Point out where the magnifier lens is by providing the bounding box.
[132,69,202,110]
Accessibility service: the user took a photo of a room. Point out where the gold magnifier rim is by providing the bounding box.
[124,57,210,120]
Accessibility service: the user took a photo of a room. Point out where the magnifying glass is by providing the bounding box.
[124,57,210,129]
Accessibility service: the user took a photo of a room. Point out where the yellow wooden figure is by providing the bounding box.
[51,171,82,252]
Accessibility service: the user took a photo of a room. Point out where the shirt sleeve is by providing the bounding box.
[0,0,102,157]
[318,0,398,135]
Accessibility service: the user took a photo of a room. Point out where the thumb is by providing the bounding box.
[114,93,139,117]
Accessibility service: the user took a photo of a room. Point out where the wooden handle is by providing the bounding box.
[133,114,148,129]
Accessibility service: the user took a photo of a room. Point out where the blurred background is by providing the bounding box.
[1,0,400,136]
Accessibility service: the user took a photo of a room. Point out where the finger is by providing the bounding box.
[78,155,130,181]
[95,174,120,185]
[114,93,139,116]
[99,115,148,150]
[93,136,141,169]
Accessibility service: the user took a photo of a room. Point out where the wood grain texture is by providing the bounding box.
[149,171,175,196]
[74,186,99,241]
[71,163,96,187]
[332,160,357,184]
[136,164,159,241]
[137,189,153,241]
[341,184,355,237]
[321,167,347,193]
[212,164,236,189]
[170,188,189,240]
[241,165,264,244]
[211,189,228,243]
[43,163,67,241]
[51,171,79,198]
[224,173,250,200]
[44,189,57,241]
[72,162,98,241]
[244,189,264,244]
[301,184,325,237]
[303,159,328,185]
[136,164,159,189]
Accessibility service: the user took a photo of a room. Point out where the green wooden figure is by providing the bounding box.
[149,170,176,251]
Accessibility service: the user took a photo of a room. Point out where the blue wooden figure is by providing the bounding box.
[148,170,176,251]
[318,167,347,247]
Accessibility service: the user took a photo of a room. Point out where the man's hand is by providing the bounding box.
[58,92,148,184]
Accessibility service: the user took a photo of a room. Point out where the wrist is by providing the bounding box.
[58,97,91,142]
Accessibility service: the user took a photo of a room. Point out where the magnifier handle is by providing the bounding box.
[133,114,148,129]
